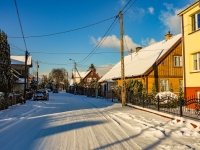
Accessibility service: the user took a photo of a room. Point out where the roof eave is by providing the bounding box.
[143,37,182,76]
[178,1,199,16]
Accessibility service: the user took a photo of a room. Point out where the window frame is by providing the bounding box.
[192,12,200,32]
[197,91,200,100]
[174,56,182,67]
[192,52,200,71]
[160,79,169,92]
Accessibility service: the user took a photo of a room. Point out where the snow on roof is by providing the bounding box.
[78,70,91,79]
[11,56,32,66]
[99,34,182,82]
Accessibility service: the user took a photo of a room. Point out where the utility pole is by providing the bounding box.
[74,61,76,84]
[66,71,68,88]
[36,60,39,89]
[24,50,28,103]
[119,10,126,106]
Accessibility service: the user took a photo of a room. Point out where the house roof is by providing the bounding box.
[77,70,91,79]
[11,56,32,66]
[178,0,199,16]
[99,34,182,82]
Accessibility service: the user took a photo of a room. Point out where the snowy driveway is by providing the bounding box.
[0,92,199,150]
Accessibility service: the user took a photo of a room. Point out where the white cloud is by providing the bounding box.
[126,6,155,20]
[141,38,157,46]
[159,2,194,34]
[96,64,115,77]
[148,7,154,14]
[91,35,139,52]
[119,0,126,6]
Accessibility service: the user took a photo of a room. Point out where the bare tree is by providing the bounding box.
[51,68,66,88]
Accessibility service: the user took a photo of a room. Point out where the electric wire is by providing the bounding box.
[124,0,137,14]
[8,16,116,38]
[14,0,28,51]
[121,0,132,11]
[77,0,137,64]
[77,16,119,64]
[29,51,120,55]
[80,19,119,64]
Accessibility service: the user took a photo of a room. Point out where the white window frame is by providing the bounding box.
[192,12,200,31]
[174,56,182,67]
[197,91,200,99]
[160,80,168,92]
[193,52,200,71]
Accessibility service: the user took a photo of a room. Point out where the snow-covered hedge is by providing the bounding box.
[155,91,178,106]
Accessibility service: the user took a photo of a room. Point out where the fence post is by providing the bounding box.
[112,90,113,102]
[157,96,160,111]
[142,94,144,108]
[179,97,183,117]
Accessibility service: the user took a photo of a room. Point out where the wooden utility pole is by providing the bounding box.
[74,62,76,84]
[119,10,126,106]
[24,50,28,103]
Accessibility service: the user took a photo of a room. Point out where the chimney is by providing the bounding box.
[136,47,142,52]
[165,31,173,40]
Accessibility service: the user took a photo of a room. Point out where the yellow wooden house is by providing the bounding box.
[99,33,183,94]
[178,1,200,98]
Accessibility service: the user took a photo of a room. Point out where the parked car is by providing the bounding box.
[53,88,58,93]
[33,90,49,101]
[45,88,51,92]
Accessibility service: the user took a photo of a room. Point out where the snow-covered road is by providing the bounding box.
[0,91,199,150]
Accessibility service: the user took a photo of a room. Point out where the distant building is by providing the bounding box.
[11,56,32,92]
[74,70,100,86]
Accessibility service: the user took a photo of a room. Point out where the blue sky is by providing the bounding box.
[0,0,197,77]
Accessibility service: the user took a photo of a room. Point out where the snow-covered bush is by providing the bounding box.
[155,91,178,108]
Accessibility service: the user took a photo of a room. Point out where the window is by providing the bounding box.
[192,12,200,31]
[87,78,91,82]
[174,56,182,67]
[197,91,200,99]
[193,52,200,71]
[179,80,183,88]
[160,80,168,92]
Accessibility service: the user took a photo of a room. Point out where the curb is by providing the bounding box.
[126,103,200,130]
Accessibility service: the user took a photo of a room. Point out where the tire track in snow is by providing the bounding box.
[109,113,195,150]
[81,98,142,150]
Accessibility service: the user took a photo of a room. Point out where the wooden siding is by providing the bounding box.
[83,70,100,85]
[148,42,182,77]
[113,42,183,94]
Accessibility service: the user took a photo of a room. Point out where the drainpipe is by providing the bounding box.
[181,14,186,97]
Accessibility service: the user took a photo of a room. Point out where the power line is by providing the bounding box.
[29,51,120,55]
[14,0,28,50]
[82,19,118,63]
[124,0,137,14]
[8,16,116,38]
[77,0,137,64]
[77,16,119,64]
[32,59,114,69]
[121,0,132,11]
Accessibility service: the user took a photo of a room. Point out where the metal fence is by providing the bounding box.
[126,92,200,120]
